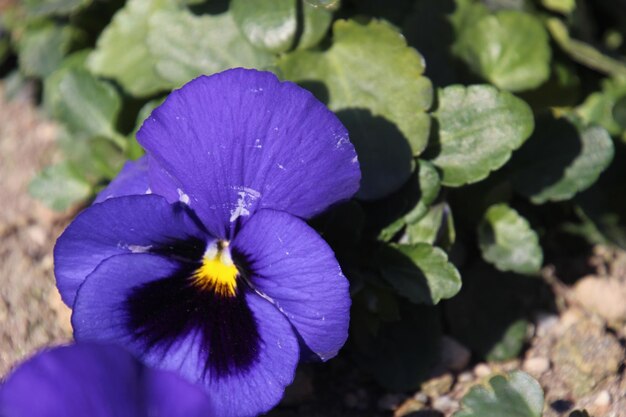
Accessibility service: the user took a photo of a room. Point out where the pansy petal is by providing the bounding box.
[137,68,360,239]
[0,343,214,417]
[72,253,299,417]
[93,156,150,203]
[233,209,350,361]
[54,195,206,307]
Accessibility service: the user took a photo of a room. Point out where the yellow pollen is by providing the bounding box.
[191,242,238,297]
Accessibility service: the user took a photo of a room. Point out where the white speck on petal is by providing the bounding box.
[351,155,358,164]
[277,163,285,170]
[145,187,152,194]
[177,188,190,205]
[254,139,263,149]
[128,244,152,253]
[229,187,261,222]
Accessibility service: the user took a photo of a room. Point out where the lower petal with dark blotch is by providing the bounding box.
[54,195,207,307]
[233,209,351,361]
[72,253,299,417]
[0,343,214,417]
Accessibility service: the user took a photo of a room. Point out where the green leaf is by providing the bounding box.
[23,0,91,16]
[547,18,626,78]
[454,10,551,91]
[485,319,529,361]
[576,77,626,136]
[378,243,461,305]
[478,204,543,275]
[376,160,441,242]
[404,160,441,223]
[87,0,175,97]
[454,371,544,417]
[29,162,91,211]
[511,115,614,204]
[17,22,76,77]
[279,19,432,200]
[148,10,273,88]
[541,0,575,14]
[429,84,534,187]
[405,202,455,248]
[44,67,123,145]
[298,0,334,50]
[231,0,296,53]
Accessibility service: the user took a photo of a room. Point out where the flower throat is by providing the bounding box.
[191,240,238,297]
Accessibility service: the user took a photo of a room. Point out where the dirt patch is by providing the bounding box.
[0,83,72,376]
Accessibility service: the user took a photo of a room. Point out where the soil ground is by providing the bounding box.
[1,84,625,416]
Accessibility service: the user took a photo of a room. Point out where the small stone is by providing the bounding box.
[573,276,626,323]
[594,390,611,407]
[534,311,559,338]
[394,398,425,417]
[457,371,473,383]
[432,395,458,413]
[378,394,407,411]
[413,392,428,403]
[421,373,454,398]
[474,363,491,378]
[440,335,471,372]
[523,357,550,376]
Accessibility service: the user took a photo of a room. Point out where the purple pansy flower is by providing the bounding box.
[0,343,214,417]
[54,69,360,416]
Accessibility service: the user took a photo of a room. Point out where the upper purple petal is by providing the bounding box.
[93,156,150,203]
[0,343,214,417]
[54,195,207,307]
[233,209,350,361]
[72,253,299,417]
[137,68,361,239]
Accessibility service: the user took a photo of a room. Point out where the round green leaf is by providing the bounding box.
[17,22,76,77]
[29,162,91,211]
[45,67,122,143]
[23,0,91,16]
[454,10,551,91]
[376,160,442,242]
[231,0,296,53]
[298,0,334,50]
[279,19,433,199]
[87,0,176,97]
[430,84,534,187]
[478,204,543,275]
[454,371,544,417]
[405,202,455,248]
[148,10,273,89]
[378,243,462,305]
[511,116,614,204]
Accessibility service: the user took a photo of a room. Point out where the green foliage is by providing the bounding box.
[22,0,91,17]
[17,22,77,77]
[454,371,544,417]
[5,0,626,397]
[378,242,462,305]
[454,10,551,91]
[29,162,91,211]
[88,0,272,97]
[511,115,614,204]
[45,67,123,145]
[279,19,433,200]
[478,204,543,275]
[429,84,534,186]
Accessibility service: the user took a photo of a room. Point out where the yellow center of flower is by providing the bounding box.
[191,241,238,297]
